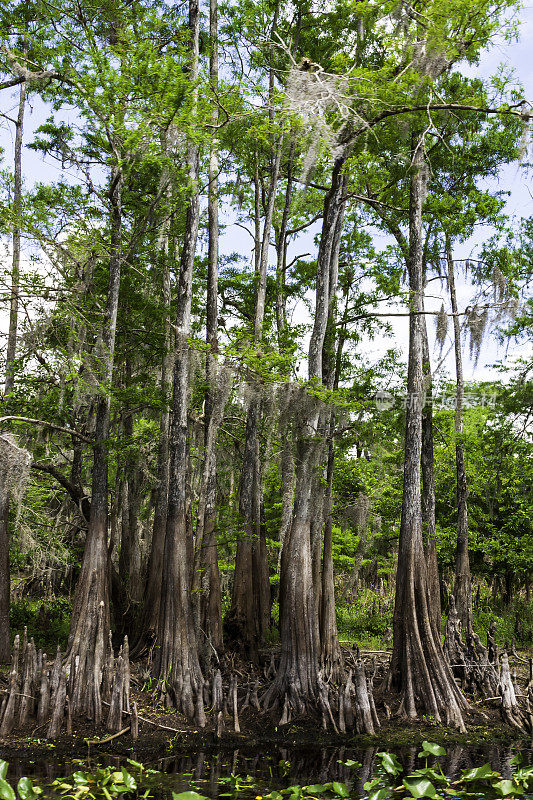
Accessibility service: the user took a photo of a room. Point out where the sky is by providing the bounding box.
[1,4,533,389]
[360,2,533,384]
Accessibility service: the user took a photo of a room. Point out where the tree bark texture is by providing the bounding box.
[153,0,204,712]
[421,314,441,638]
[68,166,123,697]
[446,238,473,635]
[268,154,346,707]
[388,141,467,729]
[135,222,172,654]
[0,497,11,662]
[195,0,224,654]
[227,138,282,654]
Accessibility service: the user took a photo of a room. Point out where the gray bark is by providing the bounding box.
[153,0,204,711]
[446,237,473,635]
[388,140,467,729]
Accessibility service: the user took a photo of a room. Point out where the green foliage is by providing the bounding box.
[10,597,71,650]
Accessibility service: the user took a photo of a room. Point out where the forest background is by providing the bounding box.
[0,0,533,733]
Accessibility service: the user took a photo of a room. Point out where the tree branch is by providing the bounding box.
[0,416,93,443]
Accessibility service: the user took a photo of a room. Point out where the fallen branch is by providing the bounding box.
[85,727,130,746]
[101,700,183,734]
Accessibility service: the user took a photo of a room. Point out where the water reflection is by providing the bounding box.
[2,741,532,791]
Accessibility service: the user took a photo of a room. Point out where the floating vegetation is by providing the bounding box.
[1,745,533,800]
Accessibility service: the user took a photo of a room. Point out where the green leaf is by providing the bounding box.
[0,768,7,783]
[402,778,436,798]
[0,778,16,800]
[120,769,137,791]
[369,790,392,800]
[172,793,210,800]
[418,742,446,758]
[377,753,402,777]
[409,769,449,785]
[492,780,524,796]
[303,786,326,794]
[461,765,495,782]
[16,779,35,800]
[330,783,349,797]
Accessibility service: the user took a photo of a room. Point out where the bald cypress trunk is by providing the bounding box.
[421,315,441,638]
[193,0,224,656]
[227,140,282,656]
[4,76,25,395]
[133,219,173,655]
[0,495,10,662]
[446,238,473,635]
[319,188,345,679]
[266,155,346,709]
[388,141,467,729]
[68,166,123,716]
[0,75,25,665]
[152,0,204,712]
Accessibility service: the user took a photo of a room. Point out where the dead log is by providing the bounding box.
[353,661,375,735]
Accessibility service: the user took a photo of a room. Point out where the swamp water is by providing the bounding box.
[1,741,533,799]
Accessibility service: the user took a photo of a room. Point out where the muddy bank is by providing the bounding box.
[0,705,526,769]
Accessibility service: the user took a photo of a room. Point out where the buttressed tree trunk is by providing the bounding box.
[421,312,441,638]
[152,0,204,716]
[388,140,468,730]
[67,165,123,719]
[319,189,346,680]
[198,0,224,655]
[265,154,346,710]
[263,388,322,712]
[134,222,172,655]
[446,237,473,635]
